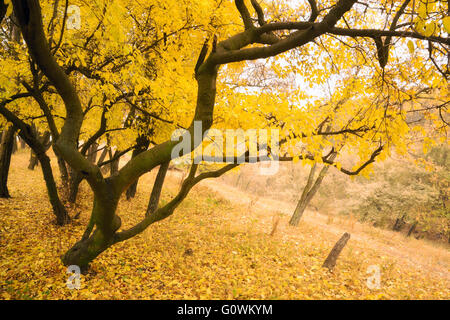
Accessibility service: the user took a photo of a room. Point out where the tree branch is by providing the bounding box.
[235,0,253,29]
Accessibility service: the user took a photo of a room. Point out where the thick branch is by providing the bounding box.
[12,0,101,183]
[329,27,449,45]
[209,0,357,65]
[250,0,266,26]
[114,162,237,242]
[307,0,319,22]
[235,0,253,29]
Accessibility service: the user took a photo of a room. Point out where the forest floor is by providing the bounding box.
[0,150,449,299]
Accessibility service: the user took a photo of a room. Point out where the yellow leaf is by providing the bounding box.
[407,40,414,54]
[423,22,435,37]
[415,20,425,34]
[418,3,427,19]
[443,16,450,34]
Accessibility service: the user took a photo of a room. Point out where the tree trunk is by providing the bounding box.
[56,152,69,188]
[146,161,169,215]
[289,154,335,226]
[36,152,70,225]
[62,229,113,273]
[0,126,16,198]
[62,161,170,270]
[289,163,317,226]
[28,149,39,170]
[68,168,83,204]
[23,131,70,225]
[125,179,138,201]
[12,134,18,154]
[322,232,351,270]
[393,214,406,231]
[110,158,119,175]
[19,136,27,149]
[108,148,120,176]
[28,131,51,170]
[126,136,150,200]
[62,194,121,271]
[407,221,418,237]
[87,142,99,164]
[65,141,99,202]
[97,147,109,175]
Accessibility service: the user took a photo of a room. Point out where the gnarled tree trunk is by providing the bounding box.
[62,191,121,271]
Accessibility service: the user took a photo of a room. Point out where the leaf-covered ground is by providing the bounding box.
[0,150,449,299]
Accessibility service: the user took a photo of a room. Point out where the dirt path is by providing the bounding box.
[198,176,450,281]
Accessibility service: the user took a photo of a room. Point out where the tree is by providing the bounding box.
[289,154,336,226]
[0,97,71,224]
[0,124,16,198]
[4,0,449,270]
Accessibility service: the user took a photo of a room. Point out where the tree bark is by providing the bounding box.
[23,130,70,224]
[97,147,108,165]
[28,148,39,170]
[62,193,121,271]
[19,136,27,149]
[68,167,83,204]
[0,126,16,198]
[0,108,70,225]
[56,153,69,188]
[146,161,169,215]
[36,151,70,225]
[289,154,335,226]
[87,142,99,164]
[322,232,351,270]
[12,134,18,154]
[126,136,150,200]
[109,148,120,176]
[28,130,50,170]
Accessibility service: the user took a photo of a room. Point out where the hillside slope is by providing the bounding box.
[0,151,449,299]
